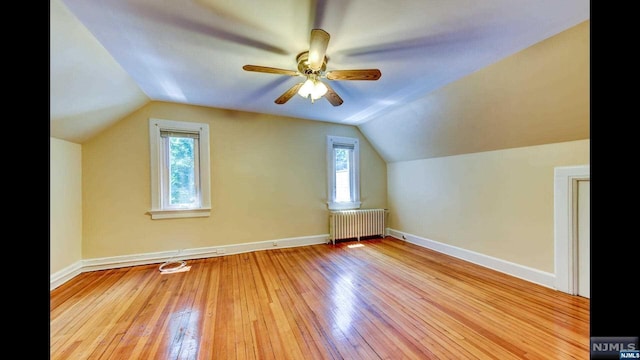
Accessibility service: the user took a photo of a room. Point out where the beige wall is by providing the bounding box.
[387,139,589,273]
[82,101,387,258]
[50,137,83,274]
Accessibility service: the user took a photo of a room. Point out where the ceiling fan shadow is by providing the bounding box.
[131,2,289,55]
[337,27,482,60]
[308,0,328,29]
[308,0,353,36]
[242,76,299,102]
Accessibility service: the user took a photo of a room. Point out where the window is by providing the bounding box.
[327,135,360,210]
[149,118,211,219]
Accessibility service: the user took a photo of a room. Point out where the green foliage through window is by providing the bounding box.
[168,137,196,206]
[335,148,349,171]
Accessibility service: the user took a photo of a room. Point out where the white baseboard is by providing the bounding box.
[50,261,83,291]
[51,234,329,290]
[386,228,556,289]
[52,230,556,291]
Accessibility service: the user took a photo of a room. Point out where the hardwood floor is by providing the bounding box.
[50,237,589,359]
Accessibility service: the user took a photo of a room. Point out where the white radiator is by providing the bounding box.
[329,209,387,244]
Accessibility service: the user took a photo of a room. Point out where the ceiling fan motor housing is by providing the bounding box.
[296,51,327,75]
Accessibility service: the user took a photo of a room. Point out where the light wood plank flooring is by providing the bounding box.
[50,237,589,359]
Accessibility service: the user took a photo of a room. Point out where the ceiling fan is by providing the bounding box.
[242,29,381,106]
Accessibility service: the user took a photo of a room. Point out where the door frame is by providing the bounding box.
[554,165,590,295]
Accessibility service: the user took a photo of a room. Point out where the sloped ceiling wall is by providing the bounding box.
[360,20,589,163]
[50,0,149,143]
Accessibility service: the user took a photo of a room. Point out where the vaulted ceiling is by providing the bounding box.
[50,0,589,161]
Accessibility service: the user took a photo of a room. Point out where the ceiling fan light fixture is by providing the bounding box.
[298,77,327,101]
[312,80,328,99]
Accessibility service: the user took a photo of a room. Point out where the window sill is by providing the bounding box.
[328,201,361,211]
[148,208,211,220]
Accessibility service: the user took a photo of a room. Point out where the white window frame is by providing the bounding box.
[149,118,211,219]
[327,135,361,210]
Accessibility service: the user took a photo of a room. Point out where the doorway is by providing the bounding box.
[554,165,590,297]
[575,179,589,298]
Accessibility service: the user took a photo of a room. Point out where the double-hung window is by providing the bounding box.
[327,135,361,210]
[149,118,211,219]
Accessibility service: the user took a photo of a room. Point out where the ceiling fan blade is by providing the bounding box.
[243,65,299,76]
[325,69,382,81]
[275,82,304,104]
[323,82,343,106]
[308,29,330,71]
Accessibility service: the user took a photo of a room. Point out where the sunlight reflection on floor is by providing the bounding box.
[332,273,357,335]
[166,308,200,358]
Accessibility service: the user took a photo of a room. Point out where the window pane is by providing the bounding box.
[335,148,351,202]
[169,137,197,207]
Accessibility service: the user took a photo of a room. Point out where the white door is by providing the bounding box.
[577,180,590,298]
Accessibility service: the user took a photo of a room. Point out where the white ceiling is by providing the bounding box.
[50,0,589,146]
